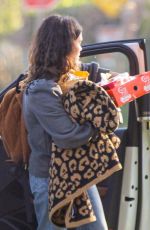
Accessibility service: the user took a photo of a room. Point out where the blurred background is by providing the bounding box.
[0,0,149,89]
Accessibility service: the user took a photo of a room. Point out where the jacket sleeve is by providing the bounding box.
[81,62,110,82]
[29,85,95,149]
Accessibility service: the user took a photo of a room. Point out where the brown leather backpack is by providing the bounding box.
[0,78,30,164]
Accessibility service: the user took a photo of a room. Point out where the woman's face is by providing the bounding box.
[68,33,83,68]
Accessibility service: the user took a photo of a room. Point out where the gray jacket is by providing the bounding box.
[23,79,95,177]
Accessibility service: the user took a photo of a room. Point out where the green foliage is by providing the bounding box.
[56,0,91,8]
[138,0,150,38]
[0,0,23,35]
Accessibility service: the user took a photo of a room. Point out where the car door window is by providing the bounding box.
[81,52,130,127]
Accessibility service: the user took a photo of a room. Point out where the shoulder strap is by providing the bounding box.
[0,73,25,102]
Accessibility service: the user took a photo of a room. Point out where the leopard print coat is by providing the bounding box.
[48,80,122,228]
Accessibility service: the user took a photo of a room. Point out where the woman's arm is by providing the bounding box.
[29,83,95,149]
[81,62,119,82]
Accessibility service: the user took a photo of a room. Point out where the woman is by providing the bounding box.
[23,14,108,230]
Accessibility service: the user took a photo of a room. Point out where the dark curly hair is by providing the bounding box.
[27,14,82,82]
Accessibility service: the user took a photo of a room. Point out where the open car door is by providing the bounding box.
[0,38,150,230]
[81,38,150,230]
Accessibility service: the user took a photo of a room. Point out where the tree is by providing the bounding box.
[138,0,150,38]
[0,0,23,36]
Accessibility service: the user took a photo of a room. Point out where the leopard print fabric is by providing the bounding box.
[48,80,122,228]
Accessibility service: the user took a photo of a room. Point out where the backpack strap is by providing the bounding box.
[0,73,26,102]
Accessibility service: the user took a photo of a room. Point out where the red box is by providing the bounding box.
[102,71,150,107]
